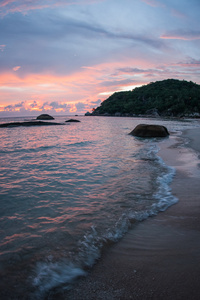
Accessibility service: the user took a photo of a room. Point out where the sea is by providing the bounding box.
[0,115,199,299]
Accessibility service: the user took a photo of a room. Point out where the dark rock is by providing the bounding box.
[65,119,80,122]
[0,121,63,128]
[129,124,169,137]
[85,112,92,116]
[36,114,54,120]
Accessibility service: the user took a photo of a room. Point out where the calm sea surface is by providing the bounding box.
[0,116,198,299]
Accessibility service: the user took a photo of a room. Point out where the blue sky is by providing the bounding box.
[0,0,199,116]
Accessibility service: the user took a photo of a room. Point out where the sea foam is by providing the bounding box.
[32,143,178,298]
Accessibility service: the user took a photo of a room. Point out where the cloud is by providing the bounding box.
[141,0,163,7]
[75,102,86,110]
[1,99,76,114]
[4,101,25,111]
[100,78,136,87]
[114,67,168,78]
[0,0,104,16]
[116,67,151,74]
[0,0,200,117]
[4,104,14,111]
[29,100,38,108]
[161,29,200,40]
[170,9,186,19]
[49,101,70,109]
[0,8,167,80]
[13,66,21,71]
[90,99,101,105]
[173,58,200,68]
[0,44,6,51]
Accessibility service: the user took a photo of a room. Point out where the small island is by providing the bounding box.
[89,79,200,118]
[0,121,64,128]
[36,114,54,120]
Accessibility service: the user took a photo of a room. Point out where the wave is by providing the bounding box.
[66,141,94,147]
[32,261,86,299]
[32,143,178,299]
[0,145,57,154]
[0,140,93,155]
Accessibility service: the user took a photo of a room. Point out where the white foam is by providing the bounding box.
[152,155,178,211]
[32,143,178,298]
[33,261,86,298]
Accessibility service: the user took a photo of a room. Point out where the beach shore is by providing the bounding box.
[51,127,200,300]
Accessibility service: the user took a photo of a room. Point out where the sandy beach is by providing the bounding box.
[49,127,200,300]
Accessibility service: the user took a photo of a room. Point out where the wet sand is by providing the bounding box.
[51,128,200,300]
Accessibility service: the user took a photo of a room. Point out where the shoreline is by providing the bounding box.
[49,127,200,300]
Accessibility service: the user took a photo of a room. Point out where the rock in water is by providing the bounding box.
[129,124,169,137]
[0,121,63,128]
[65,119,80,123]
[36,114,54,120]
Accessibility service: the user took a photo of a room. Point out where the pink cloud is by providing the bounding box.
[0,59,150,113]
[13,66,21,71]
[170,9,186,19]
[161,30,200,40]
[0,44,6,51]
[141,0,162,7]
[0,0,15,8]
[0,55,200,116]
[0,0,104,15]
[172,58,200,68]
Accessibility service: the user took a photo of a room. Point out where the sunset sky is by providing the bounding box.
[0,0,200,116]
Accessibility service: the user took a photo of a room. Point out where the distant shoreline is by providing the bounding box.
[85,113,200,120]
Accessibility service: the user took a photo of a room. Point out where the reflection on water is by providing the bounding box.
[0,116,198,299]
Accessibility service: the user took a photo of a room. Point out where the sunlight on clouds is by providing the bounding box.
[120,84,144,91]
[98,91,112,96]
[0,57,165,114]
[0,0,199,117]
[99,83,144,96]
[161,34,200,40]
[13,66,21,71]
[0,51,200,115]
[1,99,81,115]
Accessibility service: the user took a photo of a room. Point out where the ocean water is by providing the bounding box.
[0,116,198,299]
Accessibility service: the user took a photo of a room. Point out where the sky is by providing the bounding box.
[0,0,200,117]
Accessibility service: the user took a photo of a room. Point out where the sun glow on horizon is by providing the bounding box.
[0,53,200,116]
[0,0,199,117]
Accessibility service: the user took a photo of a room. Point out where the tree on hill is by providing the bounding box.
[92,79,200,117]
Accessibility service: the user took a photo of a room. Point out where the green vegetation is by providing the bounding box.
[92,79,200,117]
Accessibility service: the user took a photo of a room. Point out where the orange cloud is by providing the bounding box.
[1,55,198,116]
[0,58,155,108]
[0,68,102,114]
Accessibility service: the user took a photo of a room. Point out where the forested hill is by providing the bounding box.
[91,79,200,117]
